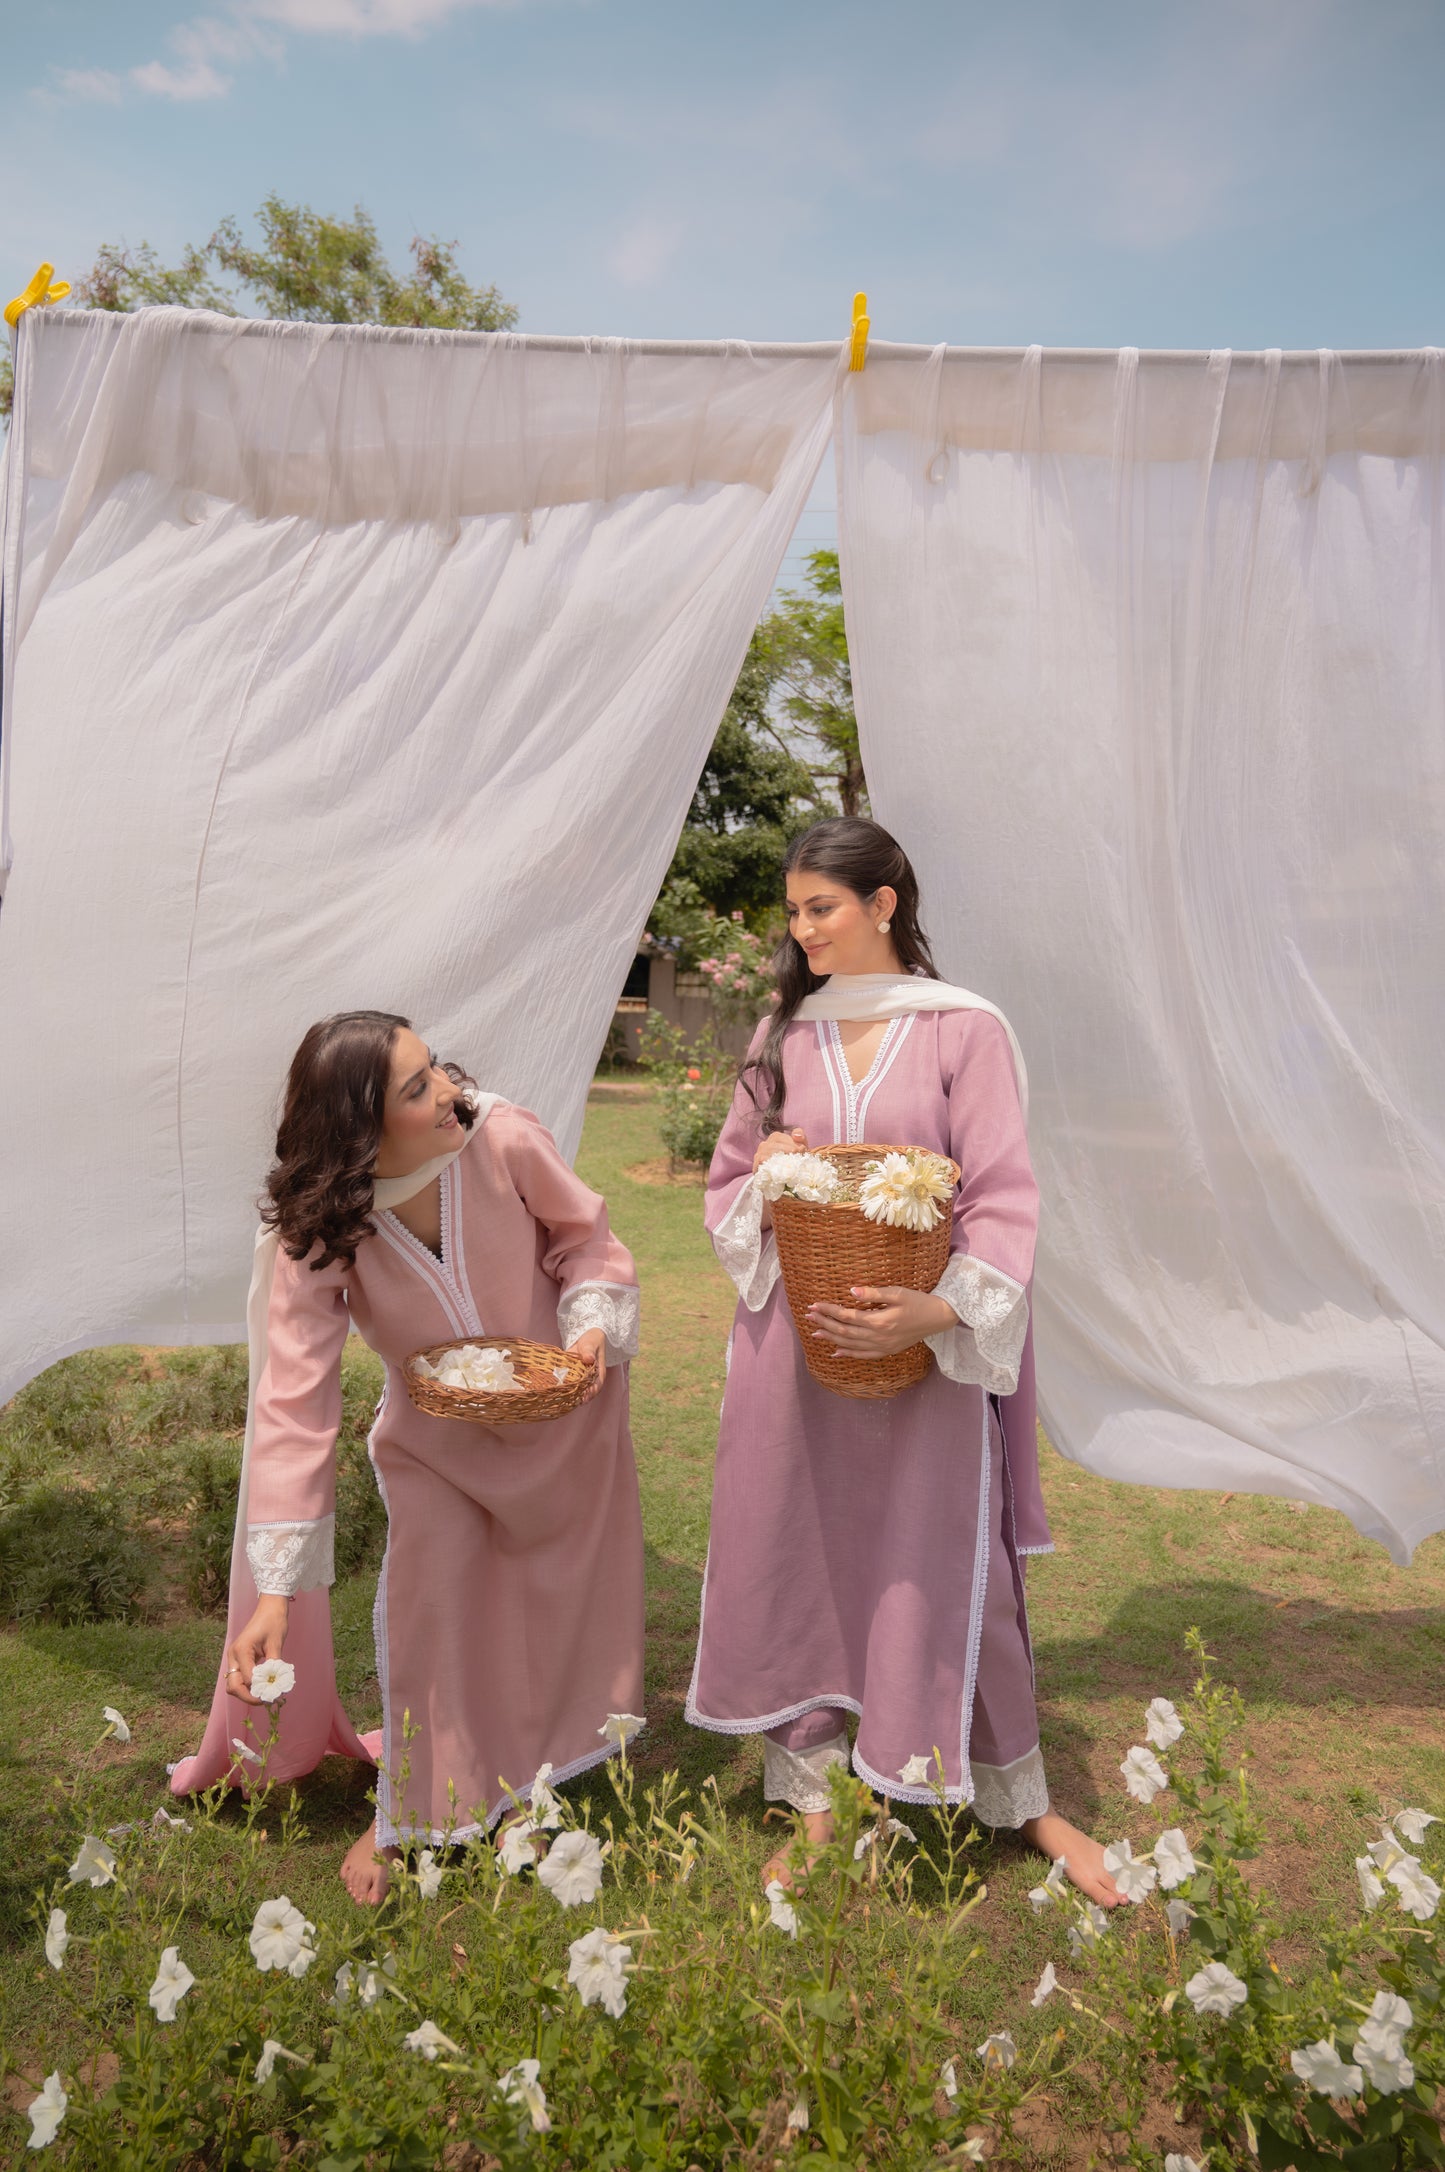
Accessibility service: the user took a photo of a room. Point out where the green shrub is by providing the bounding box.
[0,1485,155,1625]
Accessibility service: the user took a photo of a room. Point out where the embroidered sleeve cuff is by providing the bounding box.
[924,1256,1029,1394]
[557,1279,640,1362]
[246,1516,335,1597]
[710,1172,782,1311]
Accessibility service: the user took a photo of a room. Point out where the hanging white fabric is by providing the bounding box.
[0,307,837,1401]
[837,341,1445,1563]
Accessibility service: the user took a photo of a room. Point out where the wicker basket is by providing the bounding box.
[770,1143,960,1399]
[403,1336,594,1426]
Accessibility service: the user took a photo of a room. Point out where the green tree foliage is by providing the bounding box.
[758,548,865,817]
[1,196,515,417]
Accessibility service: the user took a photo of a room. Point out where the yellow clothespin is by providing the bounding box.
[5,262,71,330]
[849,290,870,372]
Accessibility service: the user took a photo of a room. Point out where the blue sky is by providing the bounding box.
[5,0,1444,574]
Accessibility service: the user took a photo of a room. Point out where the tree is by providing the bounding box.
[756,549,865,818]
[661,641,814,923]
[1,197,515,417]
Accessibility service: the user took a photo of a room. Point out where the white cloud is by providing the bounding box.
[130,57,231,99]
[610,215,684,290]
[252,0,514,30]
[50,67,125,103]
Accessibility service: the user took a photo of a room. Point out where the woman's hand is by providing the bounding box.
[227,1594,291,1705]
[569,1327,608,1403]
[807,1284,958,1360]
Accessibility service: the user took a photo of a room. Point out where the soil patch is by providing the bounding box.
[624,1158,707,1188]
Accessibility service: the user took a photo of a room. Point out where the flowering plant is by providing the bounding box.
[856,1149,955,1233]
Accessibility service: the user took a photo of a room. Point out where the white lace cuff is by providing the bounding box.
[762,1728,851,1813]
[970,1745,1050,1828]
[925,1256,1029,1394]
[710,1173,782,1311]
[557,1279,640,1362]
[246,1516,335,1597]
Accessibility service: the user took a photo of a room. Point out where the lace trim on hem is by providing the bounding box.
[685,1689,864,1738]
[556,1280,640,1362]
[245,1516,335,1596]
[1018,1542,1055,1556]
[969,1746,1051,1829]
[924,1255,1029,1393]
[374,1739,622,1848]
[762,1729,852,1813]
[709,1173,781,1311]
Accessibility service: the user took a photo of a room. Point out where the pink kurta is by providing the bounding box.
[686,1008,1053,1824]
[173,1105,645,1843]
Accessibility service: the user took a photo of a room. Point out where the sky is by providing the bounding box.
[5,0,1444,576]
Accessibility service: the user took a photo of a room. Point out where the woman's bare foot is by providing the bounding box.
[1020,1810,1124,1908]
[340,1819,400,1906]
[762,1810,833,1891]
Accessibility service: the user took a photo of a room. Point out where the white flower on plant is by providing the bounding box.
[151,1808,192,1834]
[567,1926,631,2019]
[1362,1989,1412,2037]
[1164,2156,1203,2172]
[249,1657,295,1703]
[858,1150,953,1233]
[1152,1829,1196,1890]
[1353,2020,1414,2094]
[960,2143,988,2165]
[786,2095,809,2132]
[528,1763,564,1829]
[1102,1839,1158,1903]
[1165,1897,1196,1936]
[253,2040,308,2084]
[1386,1854,1441,1921]
[853,1817,916,1860]
[1120,1746,1169,1804]
[536,1828,606,1908]
[975,2030,1017,2071]
[1067,1903,1109,1956]
[67,1835,117,1888]
[415,1849,443,1899]
[755,1151,841,1205]
[343,1954,398,2008]
[498,1819,539,1875]
[404,2019,461,2061]
[940,2058,958,2100]
[1143,1698,1183,1750]
[498,2058,551,2133]
[897,1753,933,1786]
[26,2073,68,2150]
[1355,1855,1386,1910]
[231,1737,262,1765]
[1028,1854,1069,1911]
[765,1879,799,1939]
[147,1945,196,2023]
[44,1910,68,1971]
[1291,2038,1363,2096]
[598,1712,646,1745]
[1031,1962,1059,2007]
[1366,1830,1407,1874]
[249,1897,316,1975]
[1392,1807,1439,1846]
[1184,1961,1248,2017]
[101,1705,131,1744]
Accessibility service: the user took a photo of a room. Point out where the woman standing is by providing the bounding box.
[687,820,1120,1905]
[172,1012,644,1905]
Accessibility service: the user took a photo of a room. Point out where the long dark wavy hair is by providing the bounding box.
[739,817,941,1133]
[261,1010,477,1269]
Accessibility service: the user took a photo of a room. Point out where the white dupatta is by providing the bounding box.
[795,975,1028,1121]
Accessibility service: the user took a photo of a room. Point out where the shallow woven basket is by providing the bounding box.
[403,1336,593,1426]
[771,1143,960,1400]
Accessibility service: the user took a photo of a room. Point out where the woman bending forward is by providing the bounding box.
[686,820,1121,1908]
[172,1012,644,1904]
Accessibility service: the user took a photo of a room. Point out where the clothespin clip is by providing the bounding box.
[849,290,870,372]
[5,262,71,330]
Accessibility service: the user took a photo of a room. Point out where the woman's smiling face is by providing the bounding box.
[784,869,898,977]
[374,1027,461,1177]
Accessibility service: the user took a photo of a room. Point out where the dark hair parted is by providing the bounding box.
[739,817,941,1134]
[261,1010,477,1269]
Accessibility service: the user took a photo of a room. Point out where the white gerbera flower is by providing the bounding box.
[249,1897,315,1974]
[1387,1854,1441,1921]
[765,1879,799,1938]
[897,1753,933,1786]
[102,1705,131,1744]
[755,1151,841,1205]
[857,1149,953,1232]
[498,1819,539,1874]
[498,2057,551,2133]
[1144,1697,1183,1750]
[249,1657,295,1703]
[1102,1838,1157,1903]
[1392,1807,1439,1846]
[44,1909,68,1970]
[536,1828,606,1908]
[567,1926,631,2018]
[1030,1962,1059,2007]
[598,1712,646,1745]
[1120,1745,1169,1804]
[26,2072,68,2150]
[1185,1961,1248,2017]
[404,2019,461,2061]
[147,1946,196,2023]
[415,1849,443,1899]
[1153,1829,1196,1890]
[975,2030,1016,2070]
[1291,2039,1363,2095]
[67,1835,117,1888]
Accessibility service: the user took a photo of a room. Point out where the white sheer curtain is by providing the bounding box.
[0,307,837,1400]
[838,344,1445,1563]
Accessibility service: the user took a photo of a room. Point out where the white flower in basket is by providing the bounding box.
[419,1343,520,1393]
[857,1150,954,1233]
[755,1151,842,1205]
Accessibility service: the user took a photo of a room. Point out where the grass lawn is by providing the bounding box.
[2,1084,1442,2149]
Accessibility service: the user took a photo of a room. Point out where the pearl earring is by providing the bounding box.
[878,919,891,934]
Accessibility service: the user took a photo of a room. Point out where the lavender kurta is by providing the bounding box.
[173,1105,644,1844]
[686,1009,1053,1822]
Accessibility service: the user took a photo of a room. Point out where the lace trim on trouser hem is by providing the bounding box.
[375,1739,622,1849]
[687,1697,1036,1816]
[245,1515,335,1596]
[556,1280,640,1362]
[969,1745,1050,1829]
[762,1729,851,1813]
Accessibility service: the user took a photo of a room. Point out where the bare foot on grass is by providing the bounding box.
[762,1809,834,1892]
[1020,1810,1124,1908]
[340,1819,400,1906]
